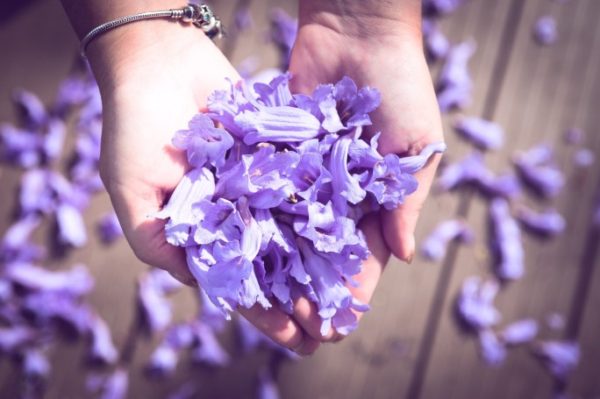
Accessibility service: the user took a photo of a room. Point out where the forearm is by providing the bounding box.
[59,0,216,96]
[298,0,422,43]
[60,0,187,39]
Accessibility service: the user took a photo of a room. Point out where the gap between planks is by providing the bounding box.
[405,0,528,397]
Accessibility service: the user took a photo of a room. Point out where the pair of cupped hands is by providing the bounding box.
[89,5,443,355]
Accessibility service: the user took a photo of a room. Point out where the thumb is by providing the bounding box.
[382,155,442,263]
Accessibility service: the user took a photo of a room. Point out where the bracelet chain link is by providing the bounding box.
[80,3,223,58]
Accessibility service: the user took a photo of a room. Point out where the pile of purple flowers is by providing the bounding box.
[156,74,445,336]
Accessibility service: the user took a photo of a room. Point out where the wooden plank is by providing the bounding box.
[419,0,600,398]
[565,26,600,394]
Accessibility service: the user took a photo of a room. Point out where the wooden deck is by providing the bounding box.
[1,0,599,398]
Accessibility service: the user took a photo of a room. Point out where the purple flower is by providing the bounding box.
[546,313,565,331]
[147,344,178,375]
[500,319,538,345]
[478,329,506,366]
[257,369,280,399]
[437,41,476,111]
[564,128,583,145]
[56,203,88,247]
[422,19,450,60]
[215,144,299,208]
[138,270,177,334]
[12,89,47,129]
[330,135,367,210]
[457,276,501,331]
[22,292,94,333]
[294,208,365,255]
[97,212,123,244]
[478,173,522,199]
[435,152,522,199]
[192,198,243,245]
[490,199,524,280]
[333,77,381,128]
[253,73,294,107]
[424,0,466,15]
[198,288,227,331]
[534,16,558,45]
[297,239,363,336]
[172,114,234,168]
[23,348,50,378]
[88,313,118,364]
[5,262,94,297]
[421,219,474,261]
[395,141,448,174]
[436,152,487,191]
[155,168,216,246]
[237,57,260,80]
[437,85,472,113]
[535,340,579,380]
[0,124,42,168]
[236,106,321,145]
[186,203,267,311]
[269,8,297,69]
[191,323,230,367]
[0,326,36,352]
[42,118,66,163]
[516,206,566,237]
[454,117,504,150]
[86,368,128,399]
[20,168,89,215]
[146,322,193,374]
[1,214,41,252]
[294,84,344,133]
[55,71,98,113]
[364,154,419,210]
[234,5,253,31]
[160,74,445,334]
[573,148,594,168]
[70,122,103,193]
[514,145,564,198]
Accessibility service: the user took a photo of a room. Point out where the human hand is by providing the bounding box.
[74,7,320,354]
[287,0,444,342]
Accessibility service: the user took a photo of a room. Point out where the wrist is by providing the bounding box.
[87,19,215,96]
[298,0,422,46]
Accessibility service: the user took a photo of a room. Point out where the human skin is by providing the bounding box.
[288,0,443,342]
[59,0,442,355]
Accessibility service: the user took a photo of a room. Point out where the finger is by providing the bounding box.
[133,218,197,286]
[104,177,197,286]
[238,305,320,356]
[349,214,391,310]
[382,154,442,263]
[292,296,337,342]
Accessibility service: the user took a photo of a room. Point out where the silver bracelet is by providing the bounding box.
[80,3,223,58]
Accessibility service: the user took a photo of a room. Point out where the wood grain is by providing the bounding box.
[2,0,600,398]
[419,0,600,398]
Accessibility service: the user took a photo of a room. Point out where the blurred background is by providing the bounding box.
[1,0,599,398]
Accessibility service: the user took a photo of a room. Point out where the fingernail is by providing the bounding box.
[333,333,345,343]
[292,341,307,356]
[404,234,416,264]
